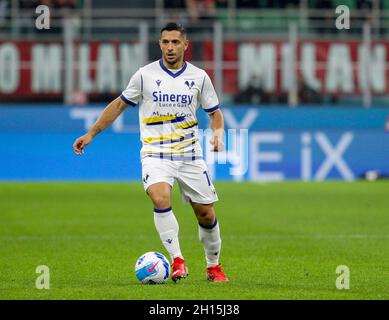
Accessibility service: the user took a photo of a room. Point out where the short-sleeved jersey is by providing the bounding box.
[120,59,220,160]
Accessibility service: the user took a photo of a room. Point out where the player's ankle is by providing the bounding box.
[173,256,185,262]
[207,263,219,268]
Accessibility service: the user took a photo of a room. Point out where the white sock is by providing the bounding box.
[153,207,183,262]
[199,218,221,268]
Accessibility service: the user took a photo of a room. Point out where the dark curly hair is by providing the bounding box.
[160,22,187,37]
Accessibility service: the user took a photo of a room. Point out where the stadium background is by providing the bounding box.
[1,0,389,300]
[1,0,388,181]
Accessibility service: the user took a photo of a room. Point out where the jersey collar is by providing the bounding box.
[159,59,187,78]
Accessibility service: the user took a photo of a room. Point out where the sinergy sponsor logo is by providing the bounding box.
[152,91,194,105]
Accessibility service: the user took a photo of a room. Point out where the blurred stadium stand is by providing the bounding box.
[0,0,388,106]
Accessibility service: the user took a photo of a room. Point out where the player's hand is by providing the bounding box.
[73,133,93,155]
[210,135,224,152]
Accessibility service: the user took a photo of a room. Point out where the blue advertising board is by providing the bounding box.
[0,105,388,181]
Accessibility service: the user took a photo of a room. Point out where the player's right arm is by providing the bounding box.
[73,97,128,155]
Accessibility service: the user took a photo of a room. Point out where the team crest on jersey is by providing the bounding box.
[184,80,195,90]
[156,80,162,87]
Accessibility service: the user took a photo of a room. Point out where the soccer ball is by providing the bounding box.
[135,252,171,284]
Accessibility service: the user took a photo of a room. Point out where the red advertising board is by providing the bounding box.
[0,40,387,100]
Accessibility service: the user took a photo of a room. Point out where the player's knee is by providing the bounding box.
[196,207,215,226]
[150,193,170,209]
[147,183,171,209]
[200,214,215,226]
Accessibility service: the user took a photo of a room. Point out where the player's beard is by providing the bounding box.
[165,53,183,68]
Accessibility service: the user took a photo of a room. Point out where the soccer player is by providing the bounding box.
[73,22,229,283]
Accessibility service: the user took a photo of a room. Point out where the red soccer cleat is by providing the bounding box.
[206,264,229,282]
[171,257,188,282]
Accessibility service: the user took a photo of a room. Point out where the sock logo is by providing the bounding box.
[166,239,173,244]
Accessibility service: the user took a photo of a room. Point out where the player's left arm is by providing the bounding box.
[208,109,224,152]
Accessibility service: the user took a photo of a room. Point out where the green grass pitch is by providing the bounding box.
[0,182,388,300]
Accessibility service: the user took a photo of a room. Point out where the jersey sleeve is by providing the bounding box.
[200,72,220,113]
[120,69,142,106]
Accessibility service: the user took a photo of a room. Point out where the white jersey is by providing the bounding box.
[120,60,219,161]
